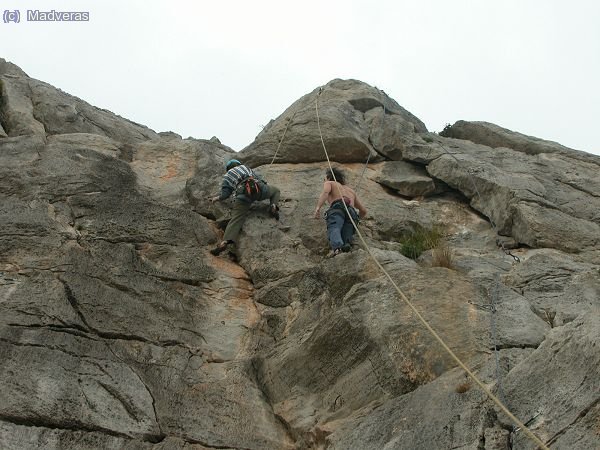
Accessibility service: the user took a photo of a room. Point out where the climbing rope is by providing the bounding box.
[314,87,549,450]
[269,110,297,166]
[265,88,374,197]
[354,105,383,195]
[354,149,372,196]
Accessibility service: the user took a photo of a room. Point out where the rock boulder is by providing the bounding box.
[239,79,427,166]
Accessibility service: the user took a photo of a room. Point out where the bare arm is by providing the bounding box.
[354,195,367,218]
[314,182,332,218]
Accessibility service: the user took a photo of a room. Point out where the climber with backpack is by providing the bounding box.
[209,159,280,259]
[313,167,367,256]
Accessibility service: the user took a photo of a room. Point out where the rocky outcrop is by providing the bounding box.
[420,137,600,254]
[0,58,158,143]
[239,79,428,166]
[441,120,599,164]
[372,160,447,197]
[0,59,598,450]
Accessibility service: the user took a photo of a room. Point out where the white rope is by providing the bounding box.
[269,110,297,166]
[354,104,382,195]
[314,87,549,450]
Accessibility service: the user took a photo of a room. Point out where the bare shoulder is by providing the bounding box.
[344,186,357,196]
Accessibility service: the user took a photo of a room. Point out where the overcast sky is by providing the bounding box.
[2,0,599,156]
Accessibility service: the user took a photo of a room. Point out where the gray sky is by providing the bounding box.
[2,0,599,156]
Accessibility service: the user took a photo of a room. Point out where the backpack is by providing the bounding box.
[237,176,264,201]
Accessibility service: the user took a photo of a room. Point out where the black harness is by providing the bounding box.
[326,199,360,223]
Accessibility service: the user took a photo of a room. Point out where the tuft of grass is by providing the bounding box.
[431,242,454,269]
[400,225,443,259]
[439,123,453,137]
[543,309,556,328]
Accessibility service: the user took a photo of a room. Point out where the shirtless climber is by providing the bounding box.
[313,167,367,256]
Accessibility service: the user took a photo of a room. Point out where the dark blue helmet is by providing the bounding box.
[225,159,241,170]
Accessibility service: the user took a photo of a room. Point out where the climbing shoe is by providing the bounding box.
[342,243,352,253]
[269,204,280,221]
[210,240,233,256]
[210,244,225,256]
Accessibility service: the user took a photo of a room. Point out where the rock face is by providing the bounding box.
[239,79,428,166]
[1,58,598,450]
[372,160,447,197]
[0,60,158,143]
[441,120,599,164]
[425,130,600,254]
